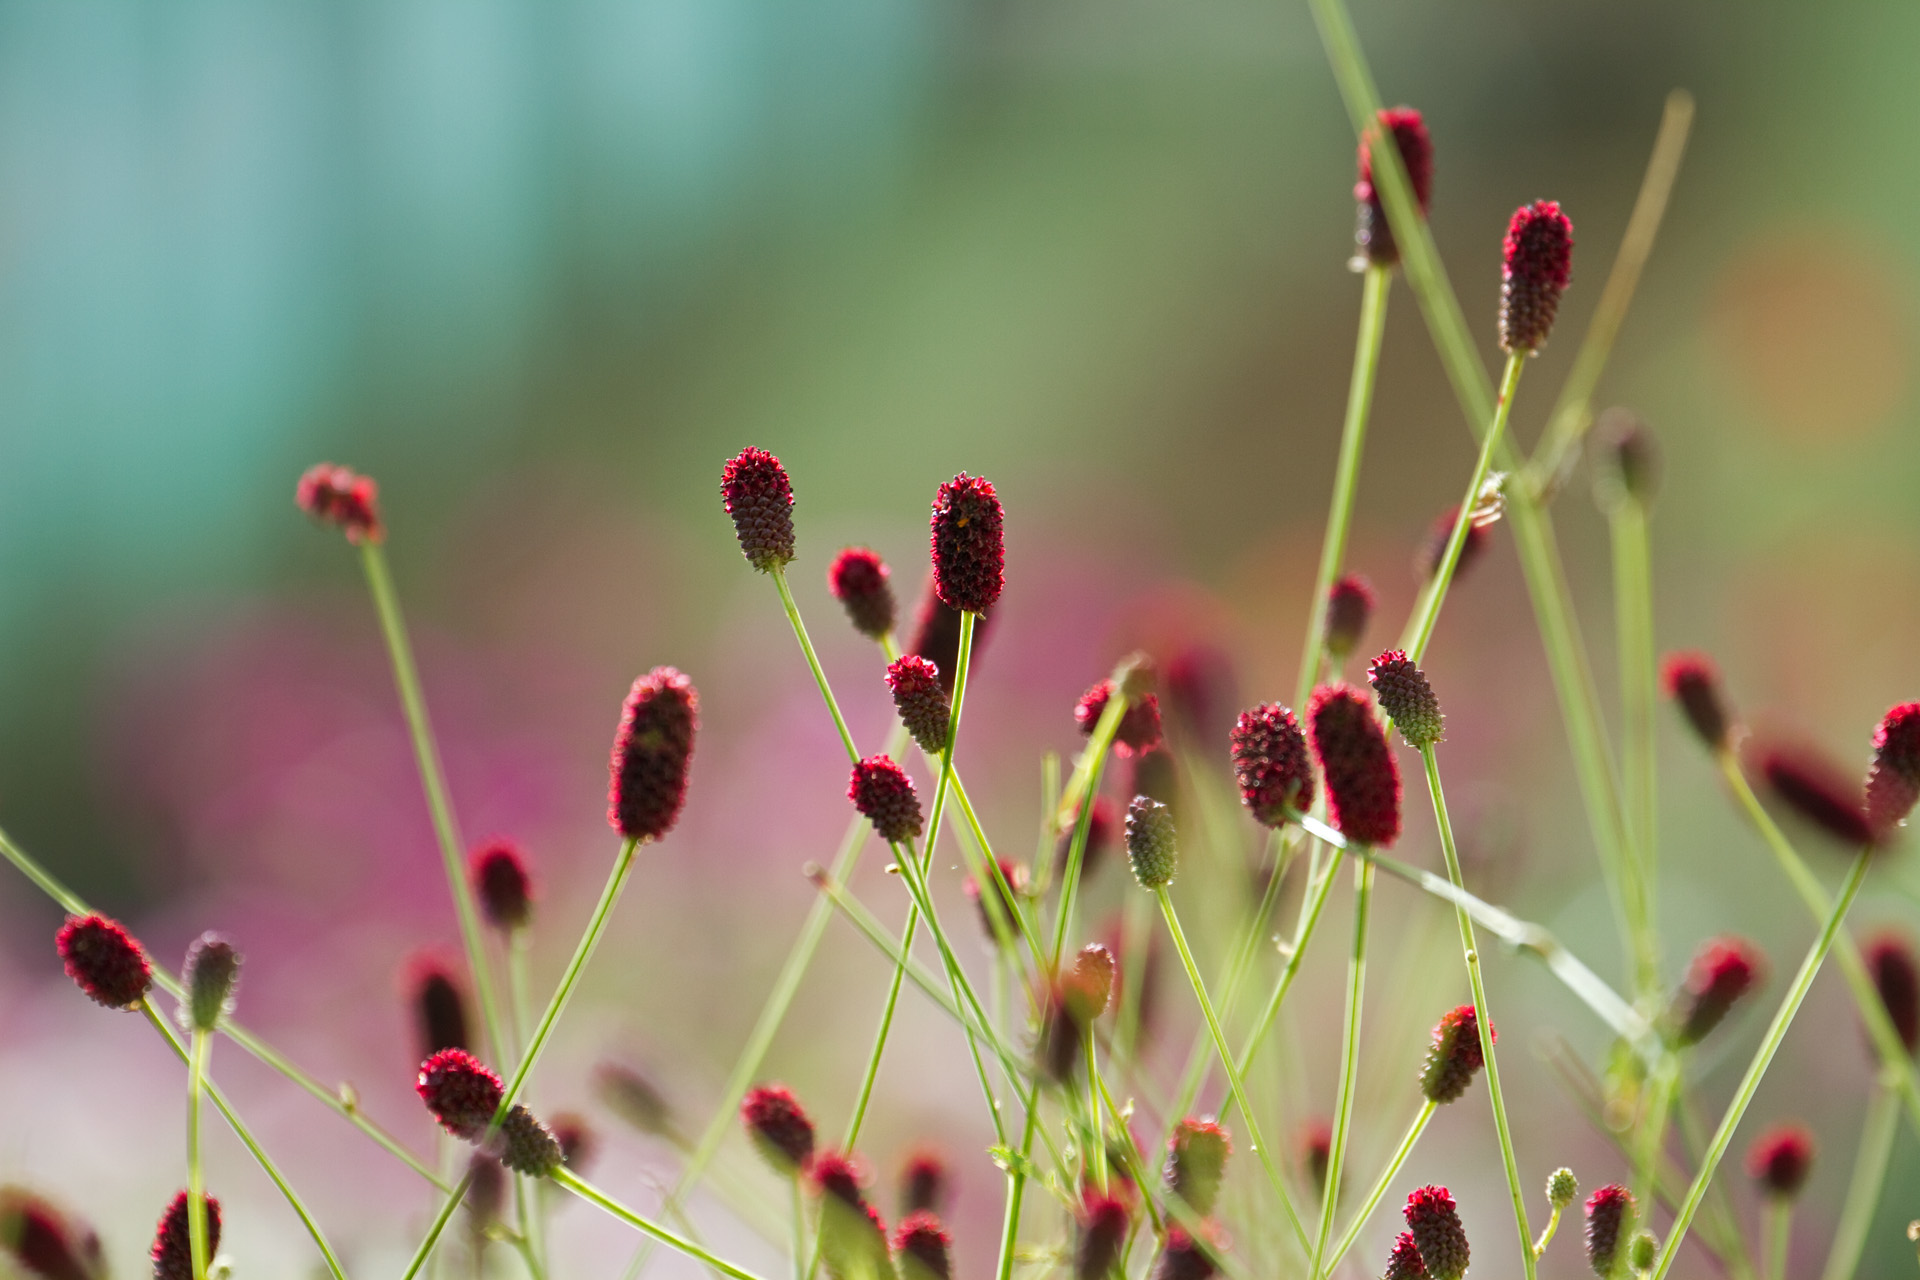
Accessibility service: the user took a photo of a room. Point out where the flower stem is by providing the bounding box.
[1648,846,1873,1280]
[508,937,548,1280]
[1819,1081,1898,1280]
[791,1180,807,1280]
[1324,1100,1435,1272]
[772,566,860,765]
[843,837,927,1149]
[1309,858,1373,1280]
[992,1079,1044,1280]
[552,1168,771,1280]
[187,1027,212,1280]
[1763,1198,1791,1280]
[1532,1205,1563,1260]
[1052,686,1129,966]
[1234,843,1349,1079]
[1610,497,1662,998]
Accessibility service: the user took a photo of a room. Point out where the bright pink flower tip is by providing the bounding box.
[417,1048,504,1142]
[810,1150,868,1208]
[1420,1004,1494,1104]
[1384,1231,1429,1280]
[887,654,952,755]
[1404,1185,1469,1280]
[470,838,535,932]
[900,1149,949,1216]
[152,1191,221,1280]
[1868,702,1920,837]
[1076,679,1164,757]
[1499,199,1574,354]
[608,666,698,841]
[405,952,471,1062]
[720,447,796,571]
[295,462,383,543]
[1324,575,1375,660]
[1584,1184,1635,1278]
[1074,1192,1131,1280]
[831,548,895,639]
[849,755,924,843]
[1230,703,1315,828]
[1670,936,1766,1047]
[1864,932,1920,1056]
[1661,652,1731,750]
[56,913,152,1010]
[1757,740,1876,848]
[929,472,1004,614]
[1746,1123,1815,1198]
[742,1084,816,1175]
[1309,683,1402,847]
[1355,107,1434,267]
[892,1211,952,1280]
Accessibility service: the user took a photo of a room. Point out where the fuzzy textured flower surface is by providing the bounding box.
[892,1212,952,1280]
[1126,795,1179,889]
[295,462,383,543]
[900,1151,948,1216]
[1867,702,1920,836]
[1499,199,1574,354]
[1383,1231,1430,1280]
[929,472,1004,613]
[1584,1184,1635,1278]
[1354,107,1433,267]
[56,914,152,1010]
[417,1048,505,1142]
[407,954,471,1060]
[887,655,952,754]
[1151,1226,1218,1280]
[850,755,924,843]
[498,1106,563,1177]
[1864,932,1920,1055]
[1419,1004,1494,1104]
[1369,650,1444,750]
[1076,679,1164,757]
[831,548,896,639]
[1746,1123,1814,1198]
[1309,683,1401,846]
[1404,1185,1469,1280]
[743,1085,816,1175]
[1757,740,1875,848]
[1661,652,1730,751]
[470,838,534,932]
[608,666,699,841]
[0,1189,102,1280]
[1324,575,1375,661]
[152,1191,221,1280]
[1074,1192,1131,1280]
[1669,936,1766,1046]
[1230,703,1314,827]
[721,447,796,572]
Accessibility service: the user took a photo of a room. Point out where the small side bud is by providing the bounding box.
[831,548,896,639]
[1164,1117,1232,1216]
[849,756,925,844]
[892,1212,952,1280]
[1499,200,1574,355]
[886,655,952,755]
[720,447,796,572]
[1076,679,1164,758]
[181,933,240,1033]
[1404,1185,1469,1280]
[1309,683,1402,847]
[152,1191,221,1280]
[742,1084,817,1176]
[295,462,383,543]
[56,913,153,1010]
[1668,936,1766,1047]
[1125,795,1179,889]
[1584,1184,1636,1278]
[929,473,1004,614]
[1324,575,1375,662]
[1066,944,1115,1023]
[1547,1168,1579,1212]
[1150,1226,1219,1280]
[1660,652,1731,752]
[899,1150,949,1217]
[499,1105,564,1177]
[1419,1004,1494,1105]
[909,587,990,694]
[1384,1231,1430,1280]
[470,838,535,933]
[1230,703,1315,828]
[607,667,699,841]
[1746,1124,1814,1199]
[1627,1231,1657,1276]
[1368,650,1445,750]
[1299,1120,1334,1198]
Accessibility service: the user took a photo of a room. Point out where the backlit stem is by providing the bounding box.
[1309,858,1373,1280]
[1325,1100,1435,1272]
[1819,1081,1898,1280]
[187,1028,212,1280]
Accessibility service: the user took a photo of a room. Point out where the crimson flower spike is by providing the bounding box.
[1668,936,1766,1047]
[908,586,987,694]
[1308,683,1401,846]
[1354,106,1434,268]
[56,913,153,1010]
[1584,1184,1635,1278]
[929,472,1004,614]
[831,548,896,639]
[1499,199,1574,355]
[1419,1004,1494,1104]
[152,1191,222,1280]
[1077,678,1164,757]
[416,1048,563,1176]
[1383,1232,1429,1280]
[295,462,383,544]
[1867,702,1920,838]
[1746,1123,1814,1199]
[0,1189,104,1280]
[469,837,535,933]
[1756,738,1876,848]
[1863,932,1920,1055]
[608,667,698,841]
[893,1212,952,1280]
[1660,651,1732,752]
[1073,1191,1131,1280]
[1324,574,1375,662]
[899,1149,949,1216]
[1405,1185,1470,1280]
[720,447,796,573]
[887,654,952,755]
[1151,1226,1219,1280]
[742,1084,816,1176]
[849,755,925,844]
[1230,703,1315,828]
[404,951,471,1061]
[1369,649,1444,751]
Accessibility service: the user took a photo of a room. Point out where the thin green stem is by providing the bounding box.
[1631,1060,1678,1228]
[993,1081,1044,1280]
[1084,1026,1108,1191]
[1533,1207,1564,1260]
[401,1169,474,1280]
[1819,1082,1898,1280]
[1294,263,1392,712]
[1764,1199,1791,1280]
[507,937,547,1280]
[553,1168,771,1280]
[772,567,860,765]
[809,865,963,1023]
[187,1028,212,1280]
[1052,688,1128,966]
[1648,847,1873,1280]
[1611,500,1661,998]
[843,837,927,1148]
[1235,843,1348,1078]
[1309,858,1373,1280]
[791,1179,807,1280]
[1325,1101,1435,1272]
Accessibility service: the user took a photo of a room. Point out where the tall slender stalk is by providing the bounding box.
[1235,844,1349,1077]
[1819,1082,1898,1280]
[1610,497,1661,997]
[553,1168,771,1280]
[186,1028,212,1280]
[1763,1199,1791,1280]
[842,834,928,1149]
[1324,1100,1435,1272]
[1308,859,1373,1280]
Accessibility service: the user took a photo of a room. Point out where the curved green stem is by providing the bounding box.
[553,1168,771,1280]
[1819,1082,1898,1280]
[1325,1100,1435,1272]
[187,1028,212,1280]
[401,1169,474,1280]
[772,567,860,765]
[992,1082,1044,1280]
[507,938,548,1280]
[1309,858,1373,1280]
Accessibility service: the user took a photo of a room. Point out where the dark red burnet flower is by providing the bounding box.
[1404,1185,1469,1280]
[1383,1231,1429,1280]
[1746,1123,1814,1198]
[1584,1184,1635,1278]
[1420,1004,1494,1105]
[1073,1190,1131,1280]
[1067,944,1116,1024]
[608,667,698,841]
[1037,980,1088,1084]
[1416,505,1490,584]
[850,755,925,844]
[0,1188,104,1280]
[812,1150,868,1209]
[720,447,796,572]
[831,548,896,640]
[1864,932,1920,1055]
[295,462,383,544]
[1164,1117,1231,1216]
[1309,683,1401,847]
[1670,936,1766,1046]
[887,655,952,755]
[929,472,1004,614]
[1661,652,1731,752]
[470,837,534,932]
[893,1212,952,1280]
[909,586,991,694]
[1499,199,1574,355]
[742,1084,817,1175]
[1230,703,1315,828]
[1867,702,1920,837]
[1755,739,1875,849]
[404,951,471,1062]
[56,913,152,1010]
[1369,650,1444,751]
[964,859,1028,947]
[900,1150,949,1216]
[151,1191,221,1280]
[1298,1119,1334,1196]
[1150,1226,1218,1280]
[1325,575,1375,662]
[812,1152,891,1280]
[416,1049,560,1175]
[1056,797,1117,880]
[1077,680,1164,757]
[1354,106,1434,268]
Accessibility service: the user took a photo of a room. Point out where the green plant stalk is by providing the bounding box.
[1533,1205,1563,1260]
[1611,500,1661,997]
[1157,884,1313,1256]
[790,1180,807,1280]
[1084,1026,1108,1190]
[186,1026,212,1280]
[1671,1081,1762,1280]
[1631,1059,1678,1231]
[1423,747,1537,1280]
[508,936,548,1280]
[1763,1199,1790,1280]
[1052,690,1129,966]
[1819,1081,1898,1280]
[1294,263,1392,711]
[553,1168,771,1280]
[1116,883,1153,1061]
[843,835,928,1149]
[772,567,861,764]
[1309,859,1374,1280]
[1648,847,1873,1280]
[360,542,506,1061]
[1236,843,1349,1078]
[1324,1100,1435,1272]
[401,1168,474,1280]
[992,1079,1044,1280]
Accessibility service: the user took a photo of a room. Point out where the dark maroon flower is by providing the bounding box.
[831,548,896,639]
[1231,703,1314,827]
[56,913,152,1010]
[743,1084,816,1175]
[417,1048,505,1142]
[1416,505,1490,584]
[1073,1191,1130,1280]
[1864,932,1920,1055]
[608,667,698,841]
[1419,1004,1494,1105]
[1661,652,1731,752]
[1126,796,1179,889]
[893,1212,951,1280]
[1867,702,1920,837]
[929,473,1004,614]
[1037,980,1088,1084]
[182,933,240,1034]
[899,1150,949,1216]
[1056,797,1117,880]
[1746,1124,1814,1199]
[1369,650,1444,750]
[963,859,1027,947]
[1757,740,1875,848]
[295,462,383,544]
[549,1112,596,1172]
[1669,936,1766,1047]
[469,838,534,932]
[812,1151,867,1208]
[1325,575,1375,662]
[1077,680,1163,757]
[0,1188,103,1280]
[1383,1232,1429,1280]
[1499,200,1574,354]
[1404,1185,1469,1280]
[1309,683,1401,847]
[1151,1227,1218,1280]
[1067,944,1116,1024]
[499,1105,563,1176]
[1354,107,1434,267]
[908,586,991,694]
[887,655,952,755]
[1299,1119,1334,1196]
[1164,1117,1231,1216]
[404,952,471,1062]
[151,1191,221,1280]
[1584,1185,1635,1278]
[595,1061,677,1140]
[850,756,924,844]
[721,447,796,572]
[812,1151,892,1280]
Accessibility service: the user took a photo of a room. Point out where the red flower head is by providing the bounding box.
[1298,1119,1334,1196]
[1416,505,1491,584]
[886,655,952,755]
[1230,703,1315,828]
[1867,702,1920,837]
[1864,932,1920,1056]
[1150,1226,1219,1280]
[1077,679,1164,757]
[1164,1117,1232,1216]
[1499,200,1574,354]
[1383,1232,1430,1280]
[182,932,241,1034]
[56,913,152,1010]
[742,1084,817,1175]
[831,548,896,639]
[1056,796,1117,880]
[811,1150,870,1210]
[404,951,471,1063]
[594,1061,677,1139]
[930,472,1004,614]
[550,1112,596,1173]
[1661,652,1731,752]
[721,447,796,572]
[1073,1190,1131,1280]
[608,667,698,841]
[908,585,991,694]
[151,1191,221,1280]
[1325,575,1375,662]
[1355,107,1434,267]
[1670,936,1766,1047]
[0,1188,103,1280]
[1309,683,1401,847]
[295,462,383,544]
[850,755,924,844]
[469,837,535,932]
[1584,1184,1635,1278]
[1757,739,1875,848]
[1746,1123,1814,1199]
[418,1048,504,1141]
[1404,1185,1469,1280]
[813,1153,890,1280]
[893,1212,952,1280]
[963,859,1028,947]
[900,1149,949,1217]
[1369,650,1445,751]
[1420,1004,1494,1105]
[1038,978,1089,1084]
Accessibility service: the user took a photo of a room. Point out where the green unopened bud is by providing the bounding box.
[1628,1231,1657,1275]
[1125,796,1178,889]
[1547,1168,1578,1211]
[182,933,240,1033]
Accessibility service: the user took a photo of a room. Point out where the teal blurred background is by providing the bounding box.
[3,0,1920,1274]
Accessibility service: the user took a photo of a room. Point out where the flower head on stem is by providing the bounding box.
[1405,1185,1469,1280]
[1073,1190,1130,1280]
[1584,1184,1635,1278]
[608,667,699,841]
[849,756,924,843]
[1229,703,1314,828]
[1368,650,1444,750]
[742,1085,817,1176]
[1862,931,1919,1055]
[1753,738,1874,849]
[887,656,951,755]
[929,473,1004,614]
[1354,107,1433,268]
[721,447,797,572]
[56,913,152,1010]
[1419,1004,1494,1104]
[403,951,471,1060]
[295,462,383,543]
[1324,575,1375,662]
[1078,679,1163,757]
[1660,652,1731,752]
[469,838,535,933]
[181,933,240,1034]
[152,1191,221,1280]
[1309,683,1401,847]
[1867,702,1920,837]
[1499,200,1574,355]
[1668,936,1766,1047]
[1745,1124,1814,1198]
[1163,1117,1232,1216]
[831,548,896,639]
[892,1212,951,1280]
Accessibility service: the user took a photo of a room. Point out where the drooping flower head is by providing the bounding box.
[1757,739,1875,848]
[56,913,152,1010]
[151,1191,221,1280]
[831,548,896,639]
[963,859,1028,947]
[1420,1004,1494,1104]
[1416,505,1491,584]
[850,756,924,844]
[1164,1117,1232,1216]
[929,473,1004,614]
[1309,683,1402,847]
[1863,932,1920,1056]
[1669,936,1766,1047]
[182,933,241,1034]
[1073,1190,1131,1280]
[608,667,699,841]
[1867,702,1920,838]
[742,1084,816,1175]
[594,1061,677,1140]
[1746,1124,1814,1199]
[1150,1226,1219,1280]
[0,1188,104,1280]
[1499,200,1574,354]
[1405,1185,1469,1280]
[1354,107,1434,268]
[417,1048,504,1142]
[1369,650,1445,751]
[893,1212,952,1280]
[721,447,796,572]
[1325,575,1375,662]
[404,951,471,1062]
[1077,679,1163,757]
[1584,1184,1635,1278]
[899,1150,949,1217]
[1660,652,1731,752]
[886,655,952,755]
[1126,795,1179,889]
[295,462,383,543]
[1230,703,1314,828]
[470,837,535,932]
